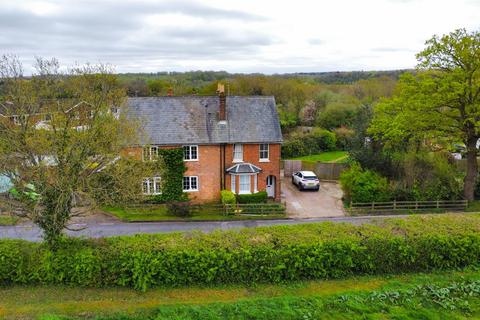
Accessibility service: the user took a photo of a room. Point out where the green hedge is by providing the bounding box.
[237,191,268,203]
[0,214,479,291]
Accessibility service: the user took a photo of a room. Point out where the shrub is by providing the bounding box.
[220,190,236,205]
[166,201,191,217]
[0,214,479,291]
[340,162,391,203]
[282,129,336,158]
[237,191,268,203]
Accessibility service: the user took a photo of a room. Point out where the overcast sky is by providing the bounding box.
[1,0,479,74]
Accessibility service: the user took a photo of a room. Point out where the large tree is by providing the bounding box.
[0,55,150,246]
[369,29,480,200]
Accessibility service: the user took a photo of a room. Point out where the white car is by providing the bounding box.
[292,171,320,191]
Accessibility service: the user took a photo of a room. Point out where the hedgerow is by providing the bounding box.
[0,214,479,291]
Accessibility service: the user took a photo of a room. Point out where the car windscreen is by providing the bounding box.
[303,176,317,180]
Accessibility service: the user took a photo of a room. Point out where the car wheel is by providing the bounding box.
[298,183,303,191]
[291,177,295,185]
[315,186,320,191]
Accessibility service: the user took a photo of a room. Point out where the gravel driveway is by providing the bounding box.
[282,175,345,218]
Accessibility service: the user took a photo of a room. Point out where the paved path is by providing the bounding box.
[283,178,345,218]
[0,215,397,242]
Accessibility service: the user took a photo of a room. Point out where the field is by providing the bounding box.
[1,269,479,319]
[288,151,349,163]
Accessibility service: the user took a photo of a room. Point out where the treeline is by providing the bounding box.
[119,71,402,159]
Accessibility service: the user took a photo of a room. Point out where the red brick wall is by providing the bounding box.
[225,143,281,201]
[123,143,281,203]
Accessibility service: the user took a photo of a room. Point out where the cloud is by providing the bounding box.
[0,0,478,73]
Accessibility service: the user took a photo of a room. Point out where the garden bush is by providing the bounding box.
[340,162,391,203]
[282,129,336,158]
[166,201,191,217]
[237,191,268,203]
[0,215,479,291]
[220,190,236,205]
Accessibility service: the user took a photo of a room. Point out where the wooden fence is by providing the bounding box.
[348,200,468,215]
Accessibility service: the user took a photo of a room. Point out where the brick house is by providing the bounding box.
[125,88,283,203]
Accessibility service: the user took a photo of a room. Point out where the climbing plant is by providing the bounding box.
[151,148,187,203]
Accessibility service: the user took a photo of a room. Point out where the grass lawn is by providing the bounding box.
[0,215,18,226]
[288,150,349,163]
[103,205,286,222]
[2,269,479,319]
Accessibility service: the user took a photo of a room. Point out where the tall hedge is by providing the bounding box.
[0,214,479,291]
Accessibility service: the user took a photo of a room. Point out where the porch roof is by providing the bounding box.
[226,163,262,174]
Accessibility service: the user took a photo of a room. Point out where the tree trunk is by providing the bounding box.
[464,136,478,201]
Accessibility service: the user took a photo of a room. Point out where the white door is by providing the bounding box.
[266,175,275,198]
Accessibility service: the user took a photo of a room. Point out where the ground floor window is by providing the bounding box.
[231,175,236,192]
[239,175,251,194]
[143,177,161,195]
[183,176,199,192]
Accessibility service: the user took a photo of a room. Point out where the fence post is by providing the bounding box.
[393,200,396,210]
[436,200,439,209]
[415,201,418,210]
[371,202,375,210]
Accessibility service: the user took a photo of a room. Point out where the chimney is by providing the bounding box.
[217,83,226,121]
[167,88,173,96]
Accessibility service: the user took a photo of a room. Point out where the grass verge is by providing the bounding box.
[0,215,18,226]
[2,269,479,319]
[288,151,349,163]
[102,205,286,222]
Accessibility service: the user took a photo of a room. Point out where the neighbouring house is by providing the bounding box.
[125,85,283,203]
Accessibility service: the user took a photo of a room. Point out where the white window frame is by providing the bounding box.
[259,144,269,162]
[183,145,199,161]
[143,177,162,195]
[239,175,251,194]
[183,176,199,192]
[231,175,236,193]
[254,174,258,193]
[143,146,159,161]
[233,144,243,162]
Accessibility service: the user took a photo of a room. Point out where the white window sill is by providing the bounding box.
[259,159,270,162]
[184,159,199,162]
[238,191,251,195]
[232,159,243,163]
[183,189,199,192]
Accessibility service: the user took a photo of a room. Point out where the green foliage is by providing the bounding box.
[151,148,187,203]
[237,191,268,204]
[166,201,192,217]
[340,163,391,203]
[220,190,236,205]
[0,214,479,291]
[316,103,359,130]
[282,129,336,158]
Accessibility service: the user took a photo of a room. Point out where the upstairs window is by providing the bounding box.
[183,145,198,161]
[143,146,159,161]
[259,144,269,161]
[233,144,243,162]
[183,176,199,192]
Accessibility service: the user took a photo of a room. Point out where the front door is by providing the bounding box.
[266,175,275,198]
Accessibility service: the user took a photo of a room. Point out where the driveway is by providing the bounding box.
[282,174,345,218]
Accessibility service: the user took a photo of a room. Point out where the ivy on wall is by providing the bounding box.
[151,148,187,203]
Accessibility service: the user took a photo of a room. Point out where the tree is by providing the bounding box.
[369,29,480,200]
[0,55,150,246]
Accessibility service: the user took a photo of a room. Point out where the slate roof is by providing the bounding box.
[226,163,262,174]
[127,96,283,145]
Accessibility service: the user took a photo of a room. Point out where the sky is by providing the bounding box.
[1,0,479,74]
